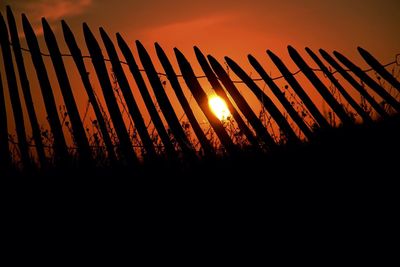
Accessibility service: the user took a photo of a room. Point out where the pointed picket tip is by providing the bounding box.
[287,45,300,57]
[82,22,95,40]
[154,42,162,49]
[99,27,112,44]
[174,47,186,61]
[305,47,313,53]
[116,32,128,47]
[135,40,145,50]
[318,49,330,58]
[6,6,17,30]
[115,32,123,41]
[266,49,280,61]
[357,46,372,59]
[6,5,13,16]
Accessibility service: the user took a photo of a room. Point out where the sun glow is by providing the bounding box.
[208,95,230,121]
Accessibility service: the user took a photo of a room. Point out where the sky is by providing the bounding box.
[0,0,399,146]
[1,0,399,63]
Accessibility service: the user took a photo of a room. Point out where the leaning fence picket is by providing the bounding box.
[288,46,353,126]
[22,14,70,166]
[42,18,93,165]
[136,41,196,159]
[225,56,300,144]
[116,34,177,159]
[174,48,237,155]
[155,43,215,156]
[207,55,277,148]
[0,68,11,168]
[305,48,372,124]
[319,49,388,118]
[194,47,260,149]
[248,54,314,140]
[99,28,156,159]
[62,20,117,164]
[334,51,400,113]
[6,7,47,167]
[267,50,330,129]
[0,13,31,169]
[357,47,400,93]
[83,23,138,165]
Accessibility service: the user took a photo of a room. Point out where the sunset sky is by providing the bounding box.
[0,0,399,146]
[1,0,399,64]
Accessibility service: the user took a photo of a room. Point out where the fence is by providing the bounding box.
[0,6,399,170]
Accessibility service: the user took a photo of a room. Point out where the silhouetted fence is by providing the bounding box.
[0,6,399,170]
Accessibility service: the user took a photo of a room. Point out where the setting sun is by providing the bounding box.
[208,95,231,121]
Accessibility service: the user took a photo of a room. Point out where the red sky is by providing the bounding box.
[0,0,399,145]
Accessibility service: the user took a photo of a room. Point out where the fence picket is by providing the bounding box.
[136,41,196,159]
[288,46,353,125]
[357,47,400,92]
[174,48,237,155]
[22,14,69,166]
[155,43,215,156]
[305,48,372,123]
[334,51,400,113]
[0,13,31,169]
[0,68,11,168]
[207,55,276,149]
[62,20,117,165]
[42,18,93,165]
[267,50,330,129]
[319,49,388,118]
[6,7,47,167]
[83,23,138,165]
[99,28,156,159]
[194,47,260,150]
[248,54,314,140]
[225,56,300,144]
[116,34,177,159]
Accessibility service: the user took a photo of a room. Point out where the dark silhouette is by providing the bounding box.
[6,7,47,167]
[22,14,70,167]
[0,6,399,180]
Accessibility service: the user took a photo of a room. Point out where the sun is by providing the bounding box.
[208,95,231,121]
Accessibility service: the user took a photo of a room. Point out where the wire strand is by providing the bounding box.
[12,42,398,84]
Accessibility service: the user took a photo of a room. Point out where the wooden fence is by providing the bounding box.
[0,6,399,170]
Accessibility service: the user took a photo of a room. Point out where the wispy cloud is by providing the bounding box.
[22,0,92,22]
[5,0,93,36]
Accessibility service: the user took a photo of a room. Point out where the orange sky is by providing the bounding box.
[0,0,399,147]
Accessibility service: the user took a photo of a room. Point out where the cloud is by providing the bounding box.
[3,0,93,36]
[22,0,92,22]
